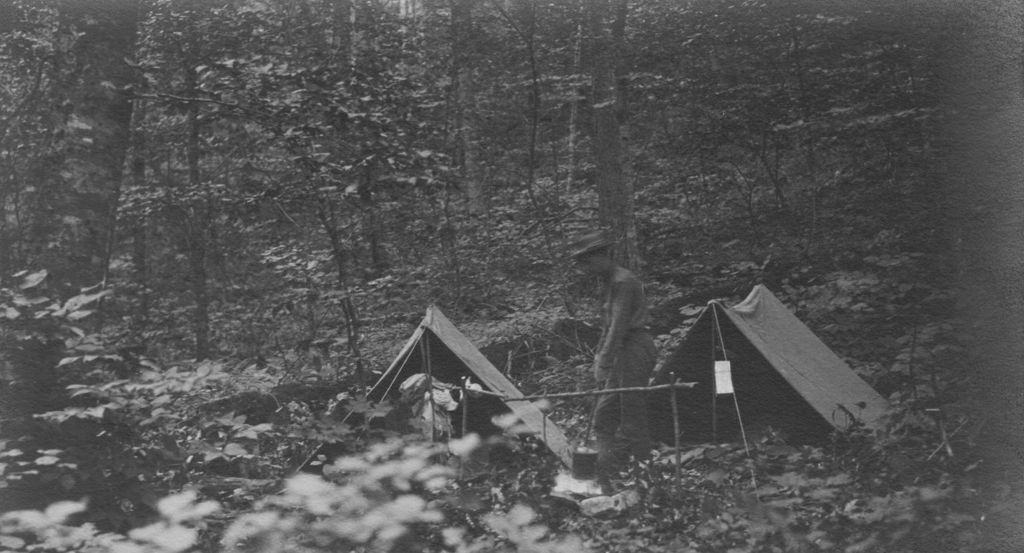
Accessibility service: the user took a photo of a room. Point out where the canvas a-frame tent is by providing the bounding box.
[366,306,573,467]
[649,285,889,444]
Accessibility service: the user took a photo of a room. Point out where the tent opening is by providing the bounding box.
[370,329,512,439]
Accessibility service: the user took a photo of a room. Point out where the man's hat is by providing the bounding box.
[568,230,615,259]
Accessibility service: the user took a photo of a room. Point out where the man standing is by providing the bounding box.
[570,231,657,491]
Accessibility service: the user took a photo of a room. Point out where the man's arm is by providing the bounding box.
[593,278,641,380]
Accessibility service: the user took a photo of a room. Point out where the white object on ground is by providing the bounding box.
[579,489,641,517]
[551,470,604,497]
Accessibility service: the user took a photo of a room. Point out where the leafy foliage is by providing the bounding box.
[2,437,585,553]
[0,492,219,553]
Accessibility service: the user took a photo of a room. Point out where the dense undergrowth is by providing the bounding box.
[1,207,1014,553]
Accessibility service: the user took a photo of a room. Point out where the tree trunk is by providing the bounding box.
[184,63,210,360]
[331,0,355,75]
[316,197,349,287]
[524,0,541,210]
[566,19,583,191]
[131,220,148,336]
[129,114,149,343]
[54,0,138,288]
[451,0,484,215]
[359,166,387,277]
[789,24,816,178]
[588,0,638,269]
[187,224,210,361]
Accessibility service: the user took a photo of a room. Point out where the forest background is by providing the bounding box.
[1,0,1023,552]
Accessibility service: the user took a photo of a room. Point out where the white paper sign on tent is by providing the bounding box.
[714,360,734,395]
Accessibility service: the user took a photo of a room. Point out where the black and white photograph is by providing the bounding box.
[1,0,1022,551]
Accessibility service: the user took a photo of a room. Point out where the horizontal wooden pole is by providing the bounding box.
[485,381,698,402]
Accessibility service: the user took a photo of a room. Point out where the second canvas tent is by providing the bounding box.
[649,285,889,444]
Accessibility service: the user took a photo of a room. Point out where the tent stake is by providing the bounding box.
[732,391,758,490]
[461,381,469,439]
[460,379,469,479]
[671,371,682,492]
[541,410,548,445]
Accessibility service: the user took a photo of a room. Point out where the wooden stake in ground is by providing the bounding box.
[671,372,682,492]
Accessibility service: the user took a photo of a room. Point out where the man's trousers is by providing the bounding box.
[593,329,657,484]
